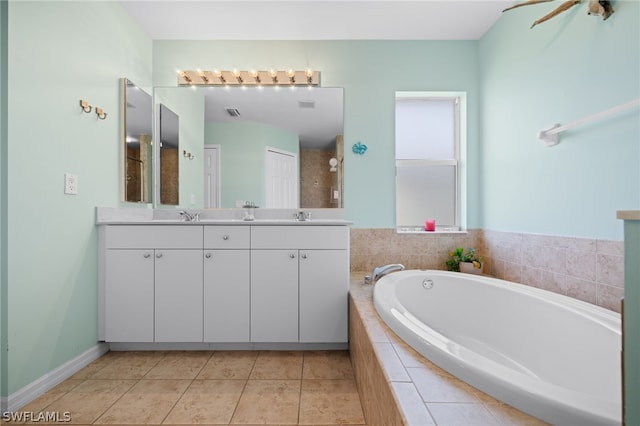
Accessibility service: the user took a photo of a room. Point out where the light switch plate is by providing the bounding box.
[64,173,78,195]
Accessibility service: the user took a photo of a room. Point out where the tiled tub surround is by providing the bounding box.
[350,228,624,312]
[349,276,547,426]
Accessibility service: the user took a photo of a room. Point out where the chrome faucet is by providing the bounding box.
[364,263,405,284]
[293,211,312,221]
[179,210,200,222]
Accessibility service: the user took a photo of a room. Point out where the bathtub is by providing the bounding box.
[373,270,621,426]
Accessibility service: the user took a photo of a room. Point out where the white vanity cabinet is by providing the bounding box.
[203,226,250,342]
[99,218,350,346]
[250,226,349,343]
[104,249,154,342]
[103,225,203,342]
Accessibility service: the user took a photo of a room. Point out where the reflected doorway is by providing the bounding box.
[265,147,298,208]
[204,145,220,208]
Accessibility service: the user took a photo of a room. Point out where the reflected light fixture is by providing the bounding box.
[178,70,320,87]
[329,157,338,172]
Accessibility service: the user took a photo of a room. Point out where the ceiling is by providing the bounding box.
[119,1,511,41]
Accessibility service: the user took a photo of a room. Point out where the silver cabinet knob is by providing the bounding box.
[223,235,229,240]
[143,252,151,259]
[205,253,212,259]
[301,253,308,259]
[289,253,296,259]
[156,253,163,259]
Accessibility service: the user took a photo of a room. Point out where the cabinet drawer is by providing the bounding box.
[251,226,349,249]
[204,226,250,249]
[105,225,203,249]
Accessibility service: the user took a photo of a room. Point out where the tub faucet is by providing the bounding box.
[364,263,405,284]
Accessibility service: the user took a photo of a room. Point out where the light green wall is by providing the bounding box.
[205,122,300,208]
[5,1,152,395]
[479,2,640,240]
[153,40,482,228]
[1,0,8,402]
[154,88,205,208]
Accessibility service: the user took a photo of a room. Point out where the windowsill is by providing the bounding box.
[396,227,467,235]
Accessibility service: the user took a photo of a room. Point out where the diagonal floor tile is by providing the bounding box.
[144,351,212,379]
[197,351,258,380]
[42,379,136,424]
[162,379,246,424]
[249,351,303,380]
[299,379,365,425]
[90,351,167,380]
[230,380,300,425]
[94,379,191,424]
[302,351,354,380]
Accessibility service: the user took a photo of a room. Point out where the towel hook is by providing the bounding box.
[79,99,92,113]
[95,107,107,120]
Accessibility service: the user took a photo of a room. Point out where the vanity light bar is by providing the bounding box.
[178,70,320,87]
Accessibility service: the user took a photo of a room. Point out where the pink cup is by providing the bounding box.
[425,219,436,232]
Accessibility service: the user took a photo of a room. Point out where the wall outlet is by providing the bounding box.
[64,173,78,195]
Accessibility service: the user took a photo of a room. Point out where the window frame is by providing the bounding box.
[395,92,466,233]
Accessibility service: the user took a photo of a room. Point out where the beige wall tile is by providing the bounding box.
[597,253,624,287]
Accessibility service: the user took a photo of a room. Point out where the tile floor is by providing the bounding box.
[9,350,366,425]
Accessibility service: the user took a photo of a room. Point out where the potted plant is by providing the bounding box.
[446,247,484,274]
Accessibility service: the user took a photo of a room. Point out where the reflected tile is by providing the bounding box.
[43,379,136,424]
[299,379,365,425]
[90,351,166,380]
[94,379,190,424]
[249,351,302,380]
[427,402,501,425]
[302,351,354,380]
[197,351,258,380]
[230,380,300,425]
[144,351,212,379]
[163,379,245,424]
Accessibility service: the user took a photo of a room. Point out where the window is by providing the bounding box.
[395,92,466,232]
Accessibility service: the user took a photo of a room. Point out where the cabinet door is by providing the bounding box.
[105,249,154,342]
[203,250,250,342]
[154,249,203,342]
[251,250,299,342]
[299,250,349,343]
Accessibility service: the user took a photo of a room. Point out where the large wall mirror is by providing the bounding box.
[154,86,344,209]
[121,78,153,203]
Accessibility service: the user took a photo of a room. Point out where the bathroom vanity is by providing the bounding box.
[96,208,351,349]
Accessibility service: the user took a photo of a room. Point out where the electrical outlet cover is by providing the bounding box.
[64,173,78,195]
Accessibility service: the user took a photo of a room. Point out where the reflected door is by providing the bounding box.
[265,148,298,208]
[204,146,220,208]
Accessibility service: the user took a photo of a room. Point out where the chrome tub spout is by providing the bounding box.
[364,263,405,284]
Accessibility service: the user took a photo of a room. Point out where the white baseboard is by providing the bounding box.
[2,342,108,413]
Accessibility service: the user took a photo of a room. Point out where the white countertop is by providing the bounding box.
[95,206,352,226]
